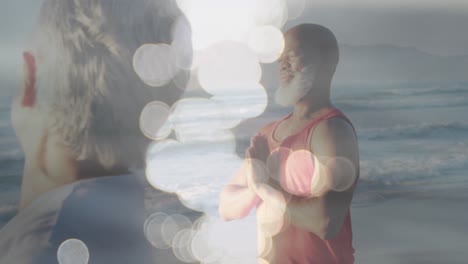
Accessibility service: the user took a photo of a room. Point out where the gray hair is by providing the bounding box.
[29,0,190,170]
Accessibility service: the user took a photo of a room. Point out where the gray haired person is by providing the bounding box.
[0,0,201,263]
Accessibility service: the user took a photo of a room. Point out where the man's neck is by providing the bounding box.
[292,86,333,121]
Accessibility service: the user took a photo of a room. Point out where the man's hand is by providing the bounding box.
[248,135,270,163]
[244,159,269,194]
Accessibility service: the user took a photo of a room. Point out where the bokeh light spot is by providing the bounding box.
[57,239,89,264]
[139,101,172,140]
[177,0,256,50]
[162,216,180,246]
[256,186,287,237]
[144,212,171,249]
[190,228,223,263]
[258,235,272,259]
[197,41,261,96]
[248,26,285,63]
[284,150,317,197]
[309,156,328,197]
[205,216,257,260]
[173,69,201,91]
[172,229,197,263]
[266,147,292,183]
[286,0,306,20]
[241,158,269,194]
[326,156,357,192]
[172,16,193,70]
[133,43,178,87]
[254,0,288,28]
[162,214,193,247]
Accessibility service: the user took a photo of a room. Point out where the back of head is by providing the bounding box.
[29,0,189,171]
[287,24,339,73]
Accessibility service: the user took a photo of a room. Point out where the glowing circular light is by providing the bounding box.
[286,0,306,20]
[220,257,245,264]
[173,69,202,91]
[326,157,357,192]
[221,257,258,264]
[240,158,269,194]
[172,229,197,263]
[254,0,288,28]
[144,212,171,249]
[162,216,179,246]
[190,228,223,263]
[139,101,172,140]
[172,214,193,230]
[266,147,292,183]
[145,140,184,193]
[197,41,261,96]
[133,43,178,87]
[172,70,190,91]
[162,214,193,247]
[172,16,193,70]
[284,150,318,197]
[248,26,285,63]
[256,188,287,237]
[211,83,268,127]
[57,239,89,264]
[177,0,256,51]
[206,217,257,259]
[309,157,327,196]
[258,235,273,259]
[192,214,211,231]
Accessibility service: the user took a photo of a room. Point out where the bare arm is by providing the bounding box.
[289,118,359,239]
[219,135,270,221]
[257,118,359,239]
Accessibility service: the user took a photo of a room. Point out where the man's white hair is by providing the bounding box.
[29,0,189,170]
[275,66,315,107]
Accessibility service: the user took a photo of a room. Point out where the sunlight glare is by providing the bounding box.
[197,41,261,96]
[248,26,285,63]
[133,44,178,87]
[139,101,172,140]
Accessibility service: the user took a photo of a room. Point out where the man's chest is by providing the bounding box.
[273,120,310,143]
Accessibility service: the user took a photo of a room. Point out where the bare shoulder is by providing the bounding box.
[256,119,278,137]
[314,117,356,139]
[311,117,359,159]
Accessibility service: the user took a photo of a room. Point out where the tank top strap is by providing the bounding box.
[303,108,356,149]
[262,113,292,148]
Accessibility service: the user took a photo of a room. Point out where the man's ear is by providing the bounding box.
[21,52,37,108]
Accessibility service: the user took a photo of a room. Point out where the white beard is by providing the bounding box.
[275,66,315,107]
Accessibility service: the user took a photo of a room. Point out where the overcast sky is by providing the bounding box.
[1,0,468,83]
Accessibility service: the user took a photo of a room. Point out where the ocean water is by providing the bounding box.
[1,81,468,228]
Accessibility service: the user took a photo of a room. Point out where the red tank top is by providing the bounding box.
[258,107,356,264]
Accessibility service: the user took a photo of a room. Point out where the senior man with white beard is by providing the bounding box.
[219,24,360,264]
[0,0,202,263]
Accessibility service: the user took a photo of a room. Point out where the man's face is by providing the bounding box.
[275,31,316,107]
[278,32,304,87]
